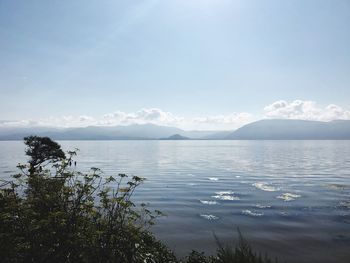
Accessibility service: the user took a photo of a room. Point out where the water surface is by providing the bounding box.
[1,140,350,262]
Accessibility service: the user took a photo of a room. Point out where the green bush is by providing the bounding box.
[0,136,176,263]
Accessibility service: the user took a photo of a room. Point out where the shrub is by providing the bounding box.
[0,136,176,263]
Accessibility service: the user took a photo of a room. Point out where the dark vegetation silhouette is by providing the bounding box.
[0,136,277,263]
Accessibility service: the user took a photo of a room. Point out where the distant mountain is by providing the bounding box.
[1,120,349,140]
[200,130,232,139]
[0,124,221,140]
[160,134,189,140]
[226,119,350,140]
[0,126,64,140]
[180,130,223,139]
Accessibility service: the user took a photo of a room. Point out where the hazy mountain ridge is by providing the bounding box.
[226,119,350,140]
[0,123,220,140]
[1,120,350,140]
[159,134,190,140]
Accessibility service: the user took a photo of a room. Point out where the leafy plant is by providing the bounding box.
[212,229,277,263]
[0,136,175,263]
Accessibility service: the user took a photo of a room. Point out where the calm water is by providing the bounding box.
[1,140,350,262]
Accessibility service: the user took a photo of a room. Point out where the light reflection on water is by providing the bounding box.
[1,140,350,263]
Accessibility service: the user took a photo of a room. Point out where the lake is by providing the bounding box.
[1,140,350,263]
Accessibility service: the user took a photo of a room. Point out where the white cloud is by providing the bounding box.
[101,108,184,126]
[0,108,253,130]
[192,113,254,129]
[0,120,40,127]
[99,108,252,130]
[1,101,349,131]
[264,100,350,121]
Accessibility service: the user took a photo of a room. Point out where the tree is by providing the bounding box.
[24,136,65,174]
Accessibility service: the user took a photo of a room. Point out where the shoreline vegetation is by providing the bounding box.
[0,136,278,263]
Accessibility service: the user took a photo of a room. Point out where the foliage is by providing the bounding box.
[24,136,66,174]
[0,136,278,263]
[181,230,277,263]
[211,229,278,263]
[184,251,212,263]
[0,137,175,263]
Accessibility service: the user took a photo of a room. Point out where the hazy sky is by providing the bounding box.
[1,0,350,130]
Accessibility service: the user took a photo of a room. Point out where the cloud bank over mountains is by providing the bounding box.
[1,100,350,130]
[0,109,255,130]
[264,100,350,122]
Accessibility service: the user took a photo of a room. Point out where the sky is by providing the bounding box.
[0,0,350,130]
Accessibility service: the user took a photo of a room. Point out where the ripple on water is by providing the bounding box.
[3,170,15,174]
[338,201,350,209]
[213,195,240,201]
[279,211,289,216]
[200,214,219,220]
[255,204,271,209]
[242,210,263,217]
[199,200,218,205]
[326,183,350,191]
[212,191,240,201]
[215,191,234,195]
[252,182,279,192]
[277,193,301,202]
[208,177,219,181]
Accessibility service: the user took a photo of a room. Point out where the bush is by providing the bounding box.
[0,136,176,263]
[211,230,277,263]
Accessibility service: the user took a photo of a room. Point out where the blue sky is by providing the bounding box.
[0,0,349,130]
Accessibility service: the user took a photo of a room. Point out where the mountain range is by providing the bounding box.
[226,119,350,140]
[0,119,350,140]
